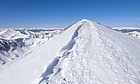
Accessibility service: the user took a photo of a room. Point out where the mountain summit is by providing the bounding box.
[0,19,140,84]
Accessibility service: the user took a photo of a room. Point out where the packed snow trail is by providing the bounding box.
[38,19,140,84]
[0,19,140,84]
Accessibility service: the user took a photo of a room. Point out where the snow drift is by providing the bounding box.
[0,19,140,84]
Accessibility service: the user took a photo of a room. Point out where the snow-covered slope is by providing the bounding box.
[0,19,140,84]
[0,28,63,65]
[113,27,140,39]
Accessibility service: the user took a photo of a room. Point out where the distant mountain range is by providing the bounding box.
[0,28,63,65]
[112,27,140,39]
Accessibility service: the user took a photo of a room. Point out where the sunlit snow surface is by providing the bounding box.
[0,19,140,84]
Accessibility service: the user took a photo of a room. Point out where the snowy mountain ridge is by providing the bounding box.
[0,19,140,84]
[113,27,140,39]
[113,27,140,30]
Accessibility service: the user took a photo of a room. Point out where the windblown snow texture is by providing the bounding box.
[0,19,140,84]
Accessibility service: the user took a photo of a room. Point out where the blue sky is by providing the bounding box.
[0,0,140,28]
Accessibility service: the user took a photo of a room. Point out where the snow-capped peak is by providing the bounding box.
[79,19,91,22]
[78,19,97,24]
[68,19,101,31]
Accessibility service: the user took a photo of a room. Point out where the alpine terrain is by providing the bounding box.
[0,19,140,84]
[112,27,140,39]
